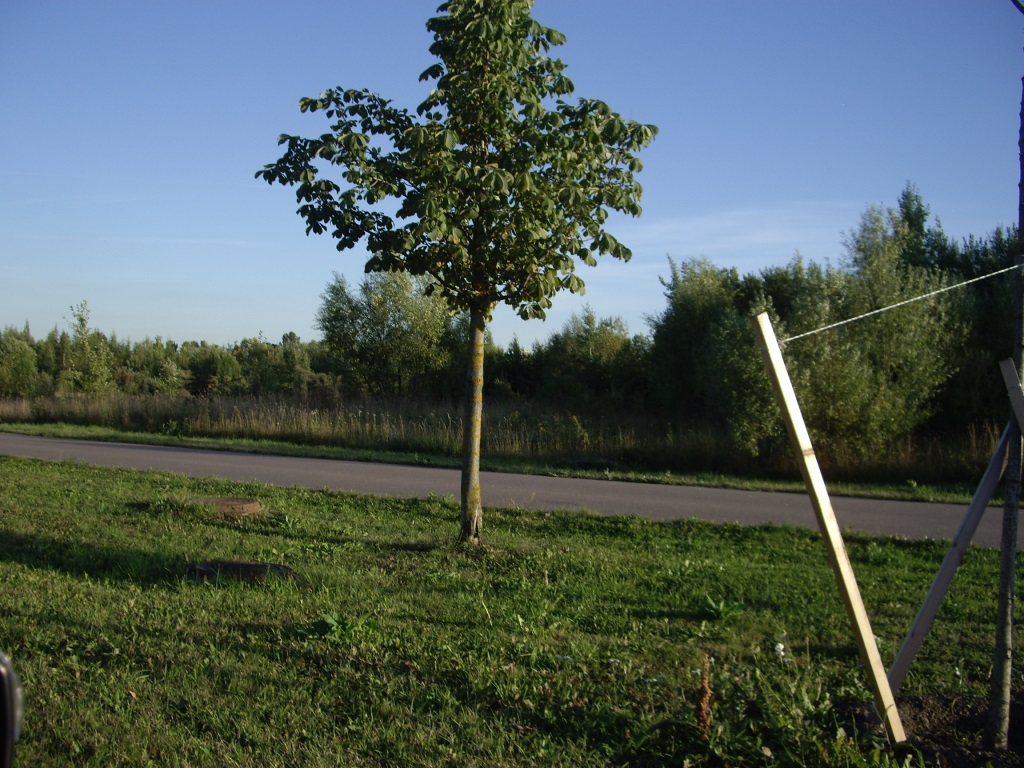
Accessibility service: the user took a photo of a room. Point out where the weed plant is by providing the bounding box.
[0,456,1014,766]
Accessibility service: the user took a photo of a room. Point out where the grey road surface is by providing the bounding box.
[0,433,1015,549]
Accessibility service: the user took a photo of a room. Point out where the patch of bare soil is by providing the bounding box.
[842,696,1024,767]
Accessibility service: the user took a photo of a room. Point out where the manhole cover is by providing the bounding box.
[190,497,264,519]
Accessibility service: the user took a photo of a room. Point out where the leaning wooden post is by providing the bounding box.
[1001,358,1024,429]
[890,361,1024,693]
[888,423,1009,693]
[752,312,905,743]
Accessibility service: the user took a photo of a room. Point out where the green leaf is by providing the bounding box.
[547,29,567,46]
[419,64,444,82]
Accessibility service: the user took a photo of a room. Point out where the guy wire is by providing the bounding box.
[779,263,1021,344]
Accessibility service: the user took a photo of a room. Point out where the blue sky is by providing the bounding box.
[2,1,1022,348]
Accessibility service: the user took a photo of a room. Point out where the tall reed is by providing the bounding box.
[0,393,1001,482]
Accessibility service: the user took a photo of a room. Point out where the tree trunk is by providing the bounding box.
[459,306,486,545]
[985,69,1024,751]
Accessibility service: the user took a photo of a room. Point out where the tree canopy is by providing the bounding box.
[257,1,656,324]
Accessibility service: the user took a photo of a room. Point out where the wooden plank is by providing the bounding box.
[888,423,1008,693]
[1002,359,1024,432]
[751,313,905,743]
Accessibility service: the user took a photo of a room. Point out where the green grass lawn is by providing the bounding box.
[0,456,1015,766]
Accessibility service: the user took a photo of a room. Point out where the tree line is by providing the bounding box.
[0,185,1017,464]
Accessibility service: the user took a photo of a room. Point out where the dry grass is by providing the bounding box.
[0,393,1002,485]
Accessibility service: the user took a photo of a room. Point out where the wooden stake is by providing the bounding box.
[1001,358,1024,430]
[752,313,905,743]
[888,423,1009,693]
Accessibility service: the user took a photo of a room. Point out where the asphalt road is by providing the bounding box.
[0,432,1016,549]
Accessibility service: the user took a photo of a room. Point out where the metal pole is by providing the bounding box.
[986,12,1024,744]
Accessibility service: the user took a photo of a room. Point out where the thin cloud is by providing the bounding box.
[616,200,862,273]
[6,232,272,250]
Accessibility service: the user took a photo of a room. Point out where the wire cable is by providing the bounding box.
[779,263,1021,344]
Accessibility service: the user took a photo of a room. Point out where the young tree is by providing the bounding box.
[233,337,285,396]
[258,0,656,543]
[179,342,245,397]
[758,205,957,460]
[648,189,960,464]
[835,204,957,449]
[57,301,114,394]
[0,326,40,397]
[648,257,744,426]
[316,272,453,398]
[536,305,641,406]
[117,337,185,395]
[279,332,315,398]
